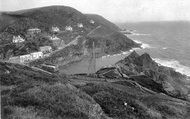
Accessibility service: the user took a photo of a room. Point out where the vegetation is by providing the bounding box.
[0,62,106,119]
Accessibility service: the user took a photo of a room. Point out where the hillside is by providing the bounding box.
[1,59,190,119]
[0,6,139,60]
[0,61,108,119]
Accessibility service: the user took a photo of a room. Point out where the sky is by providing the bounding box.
[0,0,190,22]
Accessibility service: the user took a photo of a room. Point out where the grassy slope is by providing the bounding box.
[75,79,190,119]
[0,62,107,119]
[1,59,190,119]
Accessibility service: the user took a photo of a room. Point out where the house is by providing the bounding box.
[50,36,60,41]
[52,26,60,33]
[65,26,73,31]
[90,20,95,24]
[40,46,52,54]
[12,35,25,43]
[20,52,43,63]
[20,54,32,63]
[27,28,41,34]
[77,23,83,28]
[30,52,43,60]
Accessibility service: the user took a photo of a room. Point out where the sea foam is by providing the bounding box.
[153,58,190,77]
[133,40,151,49]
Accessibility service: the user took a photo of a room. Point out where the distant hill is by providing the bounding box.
[86,14,121,31]
[0,5,139,60]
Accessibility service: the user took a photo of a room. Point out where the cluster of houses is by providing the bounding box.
[9,46,52,64]
[9,19,96,64]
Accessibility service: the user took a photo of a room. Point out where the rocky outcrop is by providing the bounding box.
[96,51,190,101]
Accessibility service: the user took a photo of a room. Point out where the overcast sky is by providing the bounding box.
[0,0,190,22]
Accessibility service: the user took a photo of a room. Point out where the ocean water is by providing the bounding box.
[119,21,190,76]
[61,21,190,76]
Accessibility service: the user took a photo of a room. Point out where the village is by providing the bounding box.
[8,20,96,66]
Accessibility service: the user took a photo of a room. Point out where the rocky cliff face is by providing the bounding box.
[97,51,190,101]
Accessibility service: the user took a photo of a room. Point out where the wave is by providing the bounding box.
[153,58,190,76]
[125,33,151,36]
[131,33,151,36]
[133,40,152,49]
[162,47,168,50]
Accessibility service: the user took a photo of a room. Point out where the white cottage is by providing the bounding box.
[90,20,95,24]
[52,26,60,32]
[65,26,73,31]
[77,23,83,28]
[30,52,43,60]
[12,35,25,43]
[20,54,32,63]
[27,28,41,34]
[50,36,60,41]
[40,46,52,54]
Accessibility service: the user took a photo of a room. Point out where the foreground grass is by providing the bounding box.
[0,62,107,119]
[77,81,190,119]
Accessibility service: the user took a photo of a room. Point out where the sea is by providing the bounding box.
[61,21,190,76]
[118,21,190,76]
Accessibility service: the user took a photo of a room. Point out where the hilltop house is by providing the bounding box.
[52,26,60,33]
[40,46,52,54]
[65,26,73,31]
[90,20,95,24]
[77,23,83,28]
[12,35,25,43]
[27,28,41,34]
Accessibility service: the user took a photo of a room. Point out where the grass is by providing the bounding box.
[77,81,190,119]
[0,62,107,119]
[2,83,106,119]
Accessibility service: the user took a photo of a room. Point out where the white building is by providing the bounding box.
[20,54,32,63]
[77,23,83,28]
[12,35,25,43]
[52,26,60,32]
[40,46,52,54]
[20,52,43,63]
[65,26,73,31]
[30,52,43,60]
[90,20,95,24]
[27,28,41,34]
[49,36,60,41]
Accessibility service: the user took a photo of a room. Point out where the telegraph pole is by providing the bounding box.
[88,41,96,74]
